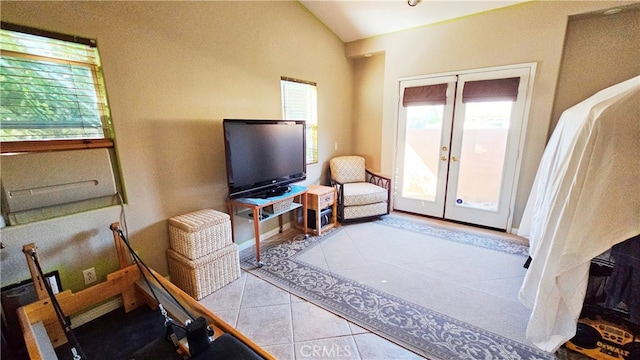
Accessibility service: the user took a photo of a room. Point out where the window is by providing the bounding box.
[0,23,121,225]
[281,77,318,164]
[0,22,113,153]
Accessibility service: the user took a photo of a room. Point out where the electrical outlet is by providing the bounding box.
[83,267,97,285]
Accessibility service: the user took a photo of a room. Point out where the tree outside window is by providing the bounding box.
[0,23,113,152]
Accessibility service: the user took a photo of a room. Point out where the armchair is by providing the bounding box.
[329,156,391,222]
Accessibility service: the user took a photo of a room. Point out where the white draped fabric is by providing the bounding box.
[518,76,640,352]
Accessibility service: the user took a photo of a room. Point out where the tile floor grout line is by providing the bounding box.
[288,292,296,354]
[236,271,249,327]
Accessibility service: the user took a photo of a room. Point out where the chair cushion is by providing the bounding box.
[344,202,388,220]
[343,183,388,206]
[330,156,366,183]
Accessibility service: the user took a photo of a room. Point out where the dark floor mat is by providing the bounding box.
[55,306,179,360]
[127,337,182,360]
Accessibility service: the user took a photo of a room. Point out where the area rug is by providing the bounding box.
[239,216,553,360]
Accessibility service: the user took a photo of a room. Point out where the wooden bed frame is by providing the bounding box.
[17,222,274,360]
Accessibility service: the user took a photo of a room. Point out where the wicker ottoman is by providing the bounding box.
[168,209,232,260]
[167,243,240,300]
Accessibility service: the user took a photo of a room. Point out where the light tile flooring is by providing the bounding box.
[198,270,424,360]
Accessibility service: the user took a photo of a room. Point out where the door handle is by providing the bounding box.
[440,156,447,161]
[451,156,458,162]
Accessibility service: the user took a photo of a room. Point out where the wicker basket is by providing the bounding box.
[168,209,231,260]
[167,243,240,300]
[264,198,294,214]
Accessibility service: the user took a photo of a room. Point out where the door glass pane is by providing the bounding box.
[454,101,512,211]
[402,105,444,202]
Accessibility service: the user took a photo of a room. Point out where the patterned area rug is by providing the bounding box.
[240,216,554,360]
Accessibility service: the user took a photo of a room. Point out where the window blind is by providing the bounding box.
[281,77,318,164]
[402,83,448,107]
[0,23,112,142]
[462,77,520,103]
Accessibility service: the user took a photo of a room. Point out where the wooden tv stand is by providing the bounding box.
[226,185,307,266]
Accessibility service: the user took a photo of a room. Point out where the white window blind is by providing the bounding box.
[281,77,318,164]
[0,23,113,143]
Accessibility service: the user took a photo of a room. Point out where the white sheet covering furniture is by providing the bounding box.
[517,75,640,352]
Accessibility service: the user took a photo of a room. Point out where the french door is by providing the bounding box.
[394,66,533,230]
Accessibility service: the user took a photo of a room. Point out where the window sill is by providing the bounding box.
[1,139,114,154]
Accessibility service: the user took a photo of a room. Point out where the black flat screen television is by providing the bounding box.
[223,119,306,199]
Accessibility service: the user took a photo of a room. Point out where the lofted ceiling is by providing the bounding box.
[300,0,528,43]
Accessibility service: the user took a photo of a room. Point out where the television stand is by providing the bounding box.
[226,185,307,267]
[258,186,291,198]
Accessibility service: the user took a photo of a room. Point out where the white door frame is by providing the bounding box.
[394,75,457,218]
[393,63,537,231]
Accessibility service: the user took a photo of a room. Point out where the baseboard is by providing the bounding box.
[236,222,292,253]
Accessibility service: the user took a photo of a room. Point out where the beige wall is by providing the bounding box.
[551,5,640,135]
[2,0,637,291]
[347,1,637,229]
[0,1,353,290]
[351,54,385,172]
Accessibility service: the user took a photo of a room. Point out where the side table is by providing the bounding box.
[306,185,337,236]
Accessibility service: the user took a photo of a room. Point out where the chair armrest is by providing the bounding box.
[329,180,345,220]
[366,169,391,215]
[329,180,345,202]
[365,169,391,190]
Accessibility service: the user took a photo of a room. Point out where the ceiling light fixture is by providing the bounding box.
[603,8,622,15]
[408,0,420,7]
